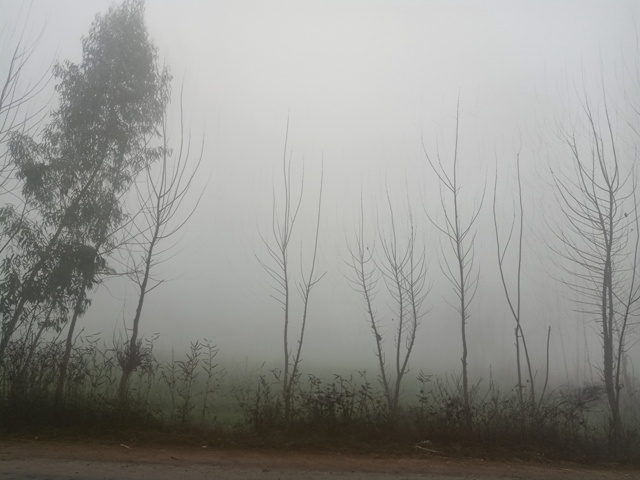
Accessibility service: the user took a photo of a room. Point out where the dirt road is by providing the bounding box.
[0,441,636,479]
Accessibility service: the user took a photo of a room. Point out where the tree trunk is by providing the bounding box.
[55,287,87,403]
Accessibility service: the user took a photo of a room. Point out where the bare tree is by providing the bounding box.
[347,194,428,414]
[422,103,484,423]
[258,120,324,422]
[117,93,205,403]
[0,4,50,194]
[552,94,640,442]
[492,153,550,418]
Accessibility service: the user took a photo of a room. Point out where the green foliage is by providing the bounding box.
[0,0,171,362]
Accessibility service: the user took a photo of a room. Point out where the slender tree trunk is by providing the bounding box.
[118,233,157,404]
[515,326,523,408]
[288,169,323,419]
[282,254,291,420]
[347,199,393,410]
[55,288,86,402]
[423,104,481,427]
[454,188,471,423]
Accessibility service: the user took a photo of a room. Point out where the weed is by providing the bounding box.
[1,336,639,465]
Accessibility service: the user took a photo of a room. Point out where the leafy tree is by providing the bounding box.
[0,0,170,374]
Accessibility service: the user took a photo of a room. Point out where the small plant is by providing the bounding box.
[160,351,180,421]
[175,340,202,424]
[234,368,283,431]
[200,339,223,424]
[1,332,639,465]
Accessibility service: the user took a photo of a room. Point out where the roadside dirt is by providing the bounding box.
[0,440,637,479]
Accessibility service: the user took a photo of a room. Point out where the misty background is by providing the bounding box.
[2,0,639,386]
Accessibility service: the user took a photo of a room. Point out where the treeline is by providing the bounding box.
[0,0,639,462]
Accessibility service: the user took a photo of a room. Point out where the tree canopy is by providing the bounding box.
[0,0,171,362]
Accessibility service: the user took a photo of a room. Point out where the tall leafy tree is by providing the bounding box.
[0,0,170,369]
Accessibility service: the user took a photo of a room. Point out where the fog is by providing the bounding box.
[3,0,640,386]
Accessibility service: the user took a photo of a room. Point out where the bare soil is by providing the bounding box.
[0,440,637,480]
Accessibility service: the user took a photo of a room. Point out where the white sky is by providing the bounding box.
[2,0,640,384]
